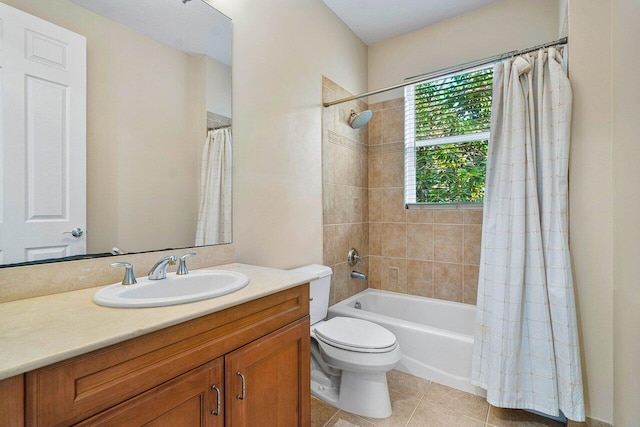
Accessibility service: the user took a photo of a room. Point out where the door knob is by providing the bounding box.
[63,227,84,238]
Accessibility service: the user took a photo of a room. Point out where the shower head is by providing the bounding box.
[348,109,373,129]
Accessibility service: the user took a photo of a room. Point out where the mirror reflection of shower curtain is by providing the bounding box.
[195,128,232,246]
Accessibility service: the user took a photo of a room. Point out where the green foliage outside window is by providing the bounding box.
[415,140,488,203]
[413,68,492,204]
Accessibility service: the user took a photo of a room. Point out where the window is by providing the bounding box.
[404,66,493,205]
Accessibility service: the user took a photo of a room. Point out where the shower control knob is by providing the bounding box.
[347,248,361,266]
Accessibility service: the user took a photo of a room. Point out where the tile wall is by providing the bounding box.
[367,100,482,304]
[322,82,484,306]
[322,77,369,306]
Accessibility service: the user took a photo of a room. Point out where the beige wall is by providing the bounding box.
[322,77,369,305]
[2,0,203,254]
[368,0,559,101]
[611,0,640,424]
[206,0,368,269]
[567,0,614,423]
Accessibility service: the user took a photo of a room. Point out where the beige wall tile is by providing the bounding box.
[407,223,433,261]
[368,256,381,289]
[434,224,463,263]
[369,101,384,112]
[368,154,382,188]
[463,209,483,224]
[332,261,350,304]
[407,208,435,223]
[381,152,404,188]
[380,257,407,293]
[358,150,368,189]
[381,223,407,258]
[369,222,382,256]
[369,188,383,222]
[383,98,405,109]
[382,106,404,143]
[434,210,464,224]
[323,225,335,266]
[381,188,406,223]
[322,184,336,225]
[324,225,349,268]
[348,223,368,258]
[434,262,463,302]
[348,256,368,297]
[349,186,366,223]
[407,260,434,298]
[463,225,482,266]
[368,111,382,145]
[463,264,479,305]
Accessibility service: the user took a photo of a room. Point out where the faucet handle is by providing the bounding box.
[347,248,362,266]
[111,262,137,285]
[177,252,197,275]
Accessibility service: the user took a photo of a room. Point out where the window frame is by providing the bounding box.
[404,64,492,208]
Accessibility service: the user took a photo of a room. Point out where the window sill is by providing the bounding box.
[405,202,483,210]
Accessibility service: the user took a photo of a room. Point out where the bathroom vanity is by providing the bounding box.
[0,264,313,427]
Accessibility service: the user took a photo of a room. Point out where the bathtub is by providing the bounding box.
[328,289,486,397]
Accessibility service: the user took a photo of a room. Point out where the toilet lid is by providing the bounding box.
[314,317,397,352]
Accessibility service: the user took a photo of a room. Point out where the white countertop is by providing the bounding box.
[0,263,315,381]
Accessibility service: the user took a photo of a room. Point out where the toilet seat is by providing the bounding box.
[314,317,397,354]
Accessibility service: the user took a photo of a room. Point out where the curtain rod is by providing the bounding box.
[323,37,567,107]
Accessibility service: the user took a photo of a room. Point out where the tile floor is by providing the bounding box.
[311,370,596,427]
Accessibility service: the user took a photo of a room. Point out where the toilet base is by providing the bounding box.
[337,370,392,418]
[311,364,392,419]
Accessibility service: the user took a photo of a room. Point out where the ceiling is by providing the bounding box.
[322,0,502,45]
[71,0,232,66]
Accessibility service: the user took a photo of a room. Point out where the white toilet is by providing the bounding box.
[292,264,401,419]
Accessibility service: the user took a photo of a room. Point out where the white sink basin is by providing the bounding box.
[93,270,250,308]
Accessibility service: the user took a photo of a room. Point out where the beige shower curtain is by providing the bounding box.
[471,47,584,421]
[195,128,232,246]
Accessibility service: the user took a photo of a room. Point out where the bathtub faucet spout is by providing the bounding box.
[350,271,367,281]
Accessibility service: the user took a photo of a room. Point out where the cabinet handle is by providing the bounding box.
[236,371,246,400]
[210,385,221,415]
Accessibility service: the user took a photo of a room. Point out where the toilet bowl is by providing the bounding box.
[291,264,401,419]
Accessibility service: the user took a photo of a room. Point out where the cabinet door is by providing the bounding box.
[76,358,224,427]
[225,317,310,427]
[0,375,24,427]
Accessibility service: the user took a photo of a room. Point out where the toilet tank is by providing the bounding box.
[290,264,332,325]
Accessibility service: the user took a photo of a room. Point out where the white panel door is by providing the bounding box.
[0,3,86,265]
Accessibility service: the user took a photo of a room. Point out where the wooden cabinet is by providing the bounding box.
[76,358,224,427]
[225,319,310,427]
[0,374,24,427]
[20,284,310,427]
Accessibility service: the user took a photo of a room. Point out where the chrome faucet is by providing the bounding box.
[148,255,177,280]
[350,271,367,281]
[177,252,197,275]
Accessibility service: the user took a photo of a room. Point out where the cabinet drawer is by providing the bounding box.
[75,358,223,427]
[26,284,308,426]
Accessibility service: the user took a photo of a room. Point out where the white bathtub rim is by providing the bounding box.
[329,290,474,343]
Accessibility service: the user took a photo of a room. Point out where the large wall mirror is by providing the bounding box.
[0,0,232,267]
